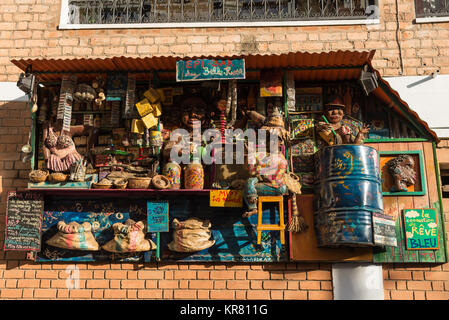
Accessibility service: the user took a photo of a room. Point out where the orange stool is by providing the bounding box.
[256,196,285,245]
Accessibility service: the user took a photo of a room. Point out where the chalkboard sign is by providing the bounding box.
[4,192,43,251]
[373,212,397,247]
[403,208,439,250]
[147,201,169,233]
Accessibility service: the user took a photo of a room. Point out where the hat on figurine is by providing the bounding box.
[261,106,288,141]
[325,95,346,109]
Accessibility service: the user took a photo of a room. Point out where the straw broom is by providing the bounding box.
[286,145,308,233]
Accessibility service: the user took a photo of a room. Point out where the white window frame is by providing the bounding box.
[58,0,380,29]
[414,0,449,23]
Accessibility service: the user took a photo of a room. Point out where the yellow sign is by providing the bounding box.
[210,190,243,208]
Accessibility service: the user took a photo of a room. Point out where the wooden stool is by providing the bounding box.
[256,196,285,245]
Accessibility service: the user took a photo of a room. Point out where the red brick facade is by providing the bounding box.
[1,0,449,300]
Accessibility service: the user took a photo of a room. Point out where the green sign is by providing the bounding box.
[147,201,169,233]
[403,208,439,250]
[176,59,245,81]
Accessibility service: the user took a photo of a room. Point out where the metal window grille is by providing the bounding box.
[67,0,377,24]
[415,0,449,17]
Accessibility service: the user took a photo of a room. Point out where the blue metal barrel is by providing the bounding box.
[313,144,383,247]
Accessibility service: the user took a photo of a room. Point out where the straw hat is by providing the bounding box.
[325,95,346,109]
[263,107,284,127]
[259,107,288,141]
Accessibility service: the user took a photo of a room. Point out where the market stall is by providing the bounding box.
[6,50,447,264]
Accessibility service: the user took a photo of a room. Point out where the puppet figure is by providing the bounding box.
[242,106,288,218]
[316,95,370,146]
[43,118,98,172]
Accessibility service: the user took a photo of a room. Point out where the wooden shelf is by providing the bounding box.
[26,188,212,197]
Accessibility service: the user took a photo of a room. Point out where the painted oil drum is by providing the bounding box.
[163,161,182,189]
[314,144,383,247]
[184,162,204,190]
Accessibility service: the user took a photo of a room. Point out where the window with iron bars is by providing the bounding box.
[66,0,379,25]
[415,0,449,18]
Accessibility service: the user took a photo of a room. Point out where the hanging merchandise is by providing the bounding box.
[110,101,121,127]
[123,74,138,119]
[102,220,156,253]
[285,71,296,112]
[260,69,283,97]
[57,75,77,132]
[167,218,215,253]
[228,79,237,128]
[106,72,128,101]
[38,96,48,123]
[46,221,99,251]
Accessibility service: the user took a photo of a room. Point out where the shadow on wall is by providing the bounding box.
[0,100,32,262]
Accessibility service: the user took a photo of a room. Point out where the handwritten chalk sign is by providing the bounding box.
[403,208,439,250]
[176,59,245,81]
[147,201,169,233]
[4,192,43,251]
[210,190,243,208]
[373,212,397,247]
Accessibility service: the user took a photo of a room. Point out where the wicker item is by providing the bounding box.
[113,179,128,189]
[151,175,170,189]
[74,83,97,102]
[48,172,68,183]
[92,178,113,189]
[92,182,112,189]
[128,176,152,189]
[29,170,49,183]
[283,172,302,194]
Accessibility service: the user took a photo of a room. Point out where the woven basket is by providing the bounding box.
[113,179,128,189]
[128,177,152,189]
[92,182,112,189]
[151,175,170,189]
[283,172,302,194]
[29,170,49,183]
[48,172,68,183]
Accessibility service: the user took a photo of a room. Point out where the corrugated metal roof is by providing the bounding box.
[11,50,375,82]
[370,68,439,142]
[10,50,438,141]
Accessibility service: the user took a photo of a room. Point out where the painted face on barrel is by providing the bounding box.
[325,106,345,124]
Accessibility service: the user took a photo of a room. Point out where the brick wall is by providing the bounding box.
[1,0,449,300]
[1,0,449,82]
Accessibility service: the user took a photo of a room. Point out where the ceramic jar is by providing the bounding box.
[184,161,204,190]
[163,161,182,189]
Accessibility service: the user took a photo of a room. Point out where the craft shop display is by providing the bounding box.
[18,61,441,265]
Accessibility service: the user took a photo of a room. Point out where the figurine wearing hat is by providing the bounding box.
[316,95,370,146]
[241,105,289,218]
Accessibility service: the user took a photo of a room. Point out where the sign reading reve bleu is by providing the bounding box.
[176,59,245,81]
[403,208,439,250]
